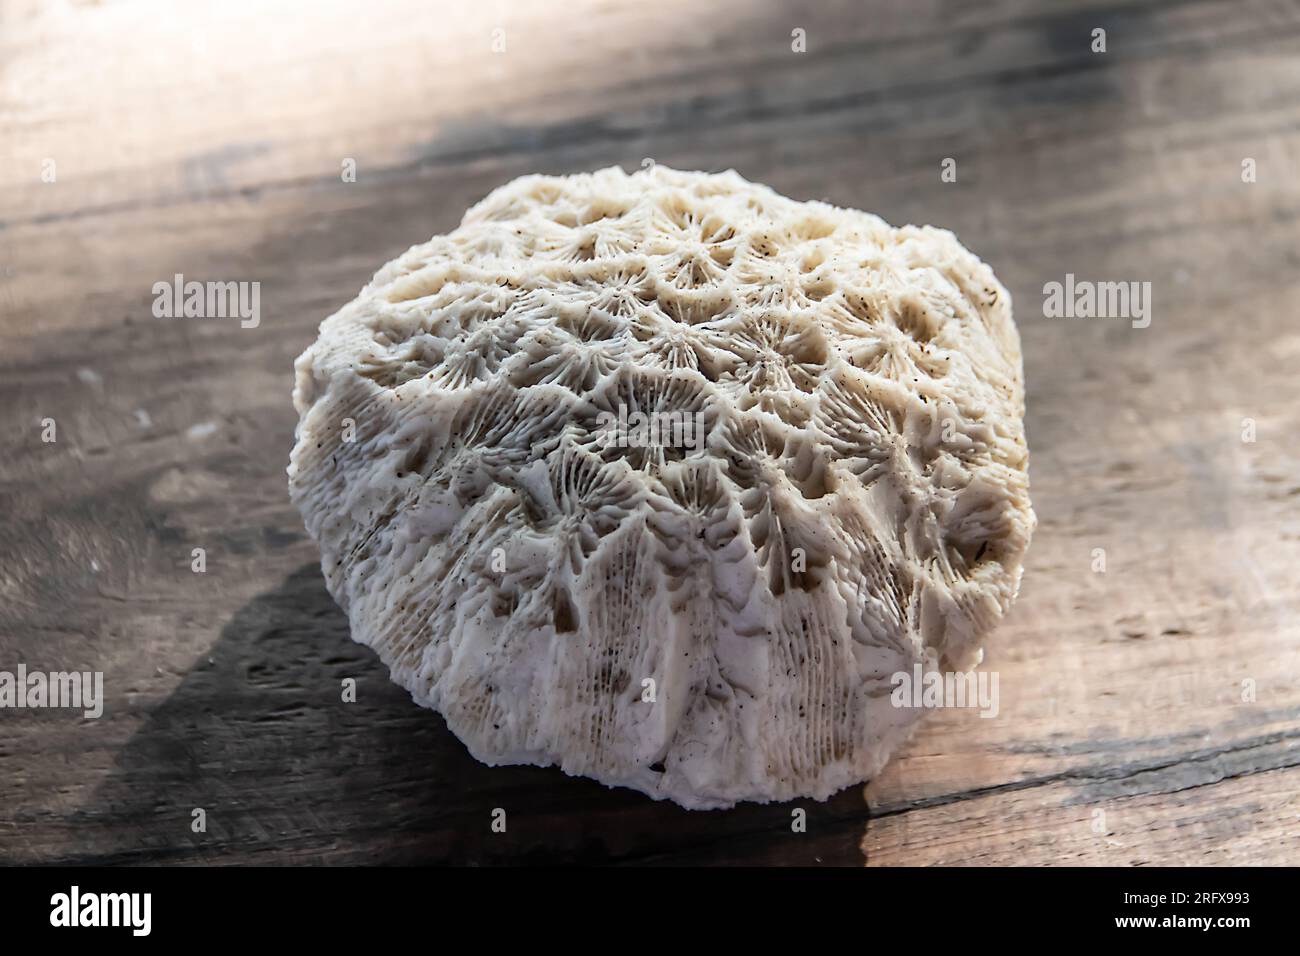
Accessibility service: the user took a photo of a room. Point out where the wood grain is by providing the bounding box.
[1,0,1298,865]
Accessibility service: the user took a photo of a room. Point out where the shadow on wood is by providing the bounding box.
[72,563,871,865]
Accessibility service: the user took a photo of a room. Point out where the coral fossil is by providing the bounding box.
[289,165,1034,808]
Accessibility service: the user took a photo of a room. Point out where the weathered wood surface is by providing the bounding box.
[1,0,1298,865]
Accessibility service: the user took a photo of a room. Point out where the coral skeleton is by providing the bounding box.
[289,165,1035,808]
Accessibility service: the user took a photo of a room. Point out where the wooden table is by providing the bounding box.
[2,0,1298,865]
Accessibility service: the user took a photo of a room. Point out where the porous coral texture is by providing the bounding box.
[289,165,1034,808]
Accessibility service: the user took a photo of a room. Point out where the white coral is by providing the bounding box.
[288,165,1035,809]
